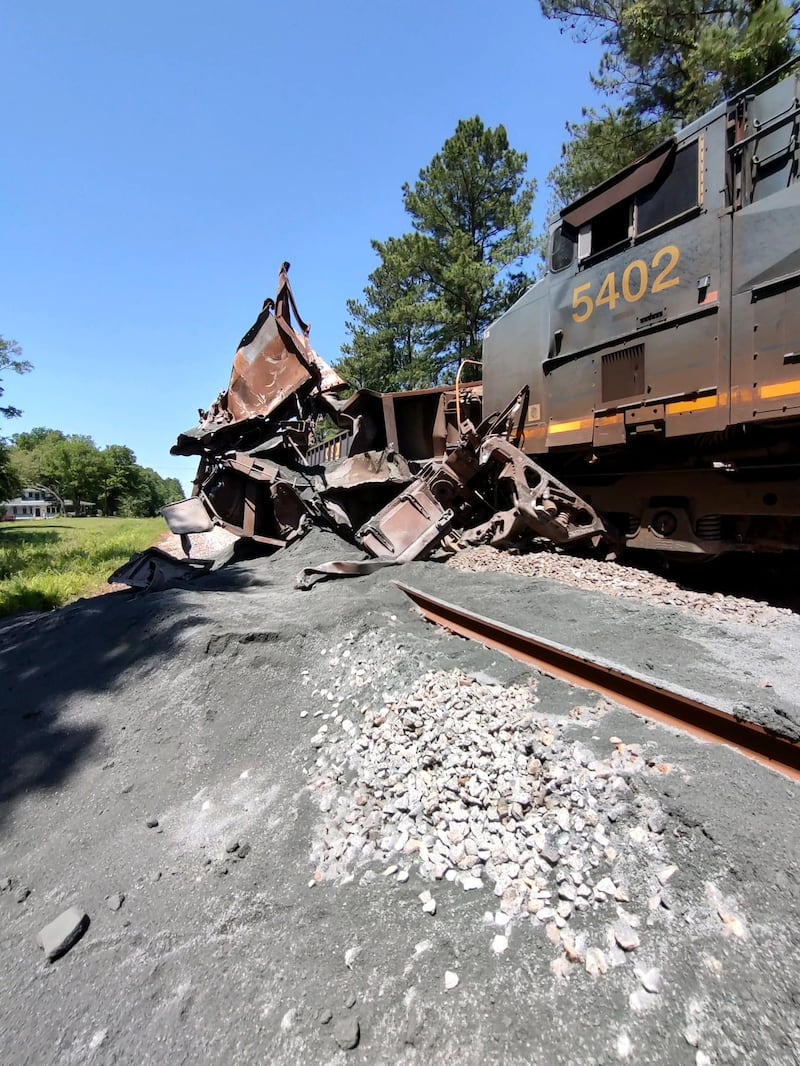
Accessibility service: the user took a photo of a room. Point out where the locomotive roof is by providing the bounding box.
[555,58,800,229]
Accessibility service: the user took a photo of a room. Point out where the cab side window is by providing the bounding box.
[637,141,700,234]
[589,199,632,257]
[550,224,576,272]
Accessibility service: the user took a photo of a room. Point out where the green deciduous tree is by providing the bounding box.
[98,444,139,516]
[118,468,184,517]
[541,0,798,202]
[9,428,184,517]
[340,118,536,389]
[34,435,105,512]
[0,447,21,503]
[0,336,32,421]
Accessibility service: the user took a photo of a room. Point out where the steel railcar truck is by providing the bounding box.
[483,61,800,558]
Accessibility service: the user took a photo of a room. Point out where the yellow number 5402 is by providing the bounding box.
[571,245,681,323]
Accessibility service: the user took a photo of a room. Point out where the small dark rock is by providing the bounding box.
[344,993,357,1008]
[16,886,31,903]
[121,784,134,795]
[333,1015,360,1051]
[317,1008,333,1025]
[145,816,159,828]
[149,871,162,883]
[237,843,251,859]
[225,838,239,854]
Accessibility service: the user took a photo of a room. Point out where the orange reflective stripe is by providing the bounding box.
[666,395,717,415]
[759,379,800,401]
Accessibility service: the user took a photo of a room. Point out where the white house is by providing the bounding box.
[2,488,61,520]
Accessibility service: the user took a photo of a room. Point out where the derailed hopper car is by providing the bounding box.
[483,61,800,558]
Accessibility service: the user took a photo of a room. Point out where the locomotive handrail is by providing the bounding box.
[454,359,483,429]
[594,385,718,417]
[727,99,800,152]
[751,266,800,301]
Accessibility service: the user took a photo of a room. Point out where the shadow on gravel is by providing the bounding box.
[0,585,212,829]
[631,551,800,615]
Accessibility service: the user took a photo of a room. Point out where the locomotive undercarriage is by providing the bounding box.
[543,420,800,557]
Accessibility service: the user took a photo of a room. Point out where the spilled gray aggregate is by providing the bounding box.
[0,528,799,1065]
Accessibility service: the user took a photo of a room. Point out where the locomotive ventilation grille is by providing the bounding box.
[601,344,645,403]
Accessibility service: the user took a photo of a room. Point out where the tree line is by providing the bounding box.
[6,428,184,517]
[339,1,797,393]
[1,336,183,516]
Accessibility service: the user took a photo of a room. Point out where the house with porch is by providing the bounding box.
[2,487,62,520]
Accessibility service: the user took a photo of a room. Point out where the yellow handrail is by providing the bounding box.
[454,359,482,429]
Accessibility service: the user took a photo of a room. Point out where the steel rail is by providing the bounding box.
[394,581,800,783]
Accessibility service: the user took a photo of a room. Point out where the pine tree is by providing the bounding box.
[340,118,536,389]
[541,0,798,201]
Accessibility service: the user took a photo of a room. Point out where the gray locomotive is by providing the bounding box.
[483,61,800,557]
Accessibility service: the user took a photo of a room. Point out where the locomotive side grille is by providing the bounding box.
[601,344,645,402]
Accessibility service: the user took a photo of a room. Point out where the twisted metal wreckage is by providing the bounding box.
[111,264,612,591]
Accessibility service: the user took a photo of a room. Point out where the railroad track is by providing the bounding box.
[394,581,800,783]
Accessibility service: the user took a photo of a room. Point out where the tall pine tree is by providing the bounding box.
[542,0,798,203]
[339,118,535,389]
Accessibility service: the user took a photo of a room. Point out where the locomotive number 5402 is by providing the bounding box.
[571,245,681,323]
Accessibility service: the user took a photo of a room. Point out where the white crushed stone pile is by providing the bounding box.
[159,526,239,560]
[308,667,681,977]
[447,545,789,627]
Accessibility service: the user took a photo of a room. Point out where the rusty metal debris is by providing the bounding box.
[108,547,218,591]
[110,263,612,591]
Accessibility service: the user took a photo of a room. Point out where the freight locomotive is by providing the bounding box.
[482,60,800,558]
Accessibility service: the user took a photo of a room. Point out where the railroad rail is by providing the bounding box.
[394,582,800,783]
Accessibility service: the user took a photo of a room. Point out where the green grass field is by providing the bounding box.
[0,517,166,618]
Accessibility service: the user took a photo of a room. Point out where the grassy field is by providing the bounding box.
[0,517,166,619]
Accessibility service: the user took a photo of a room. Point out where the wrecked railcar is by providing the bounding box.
[111,263,610,590]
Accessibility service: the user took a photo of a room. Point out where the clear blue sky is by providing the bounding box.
[1,1,602,491]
